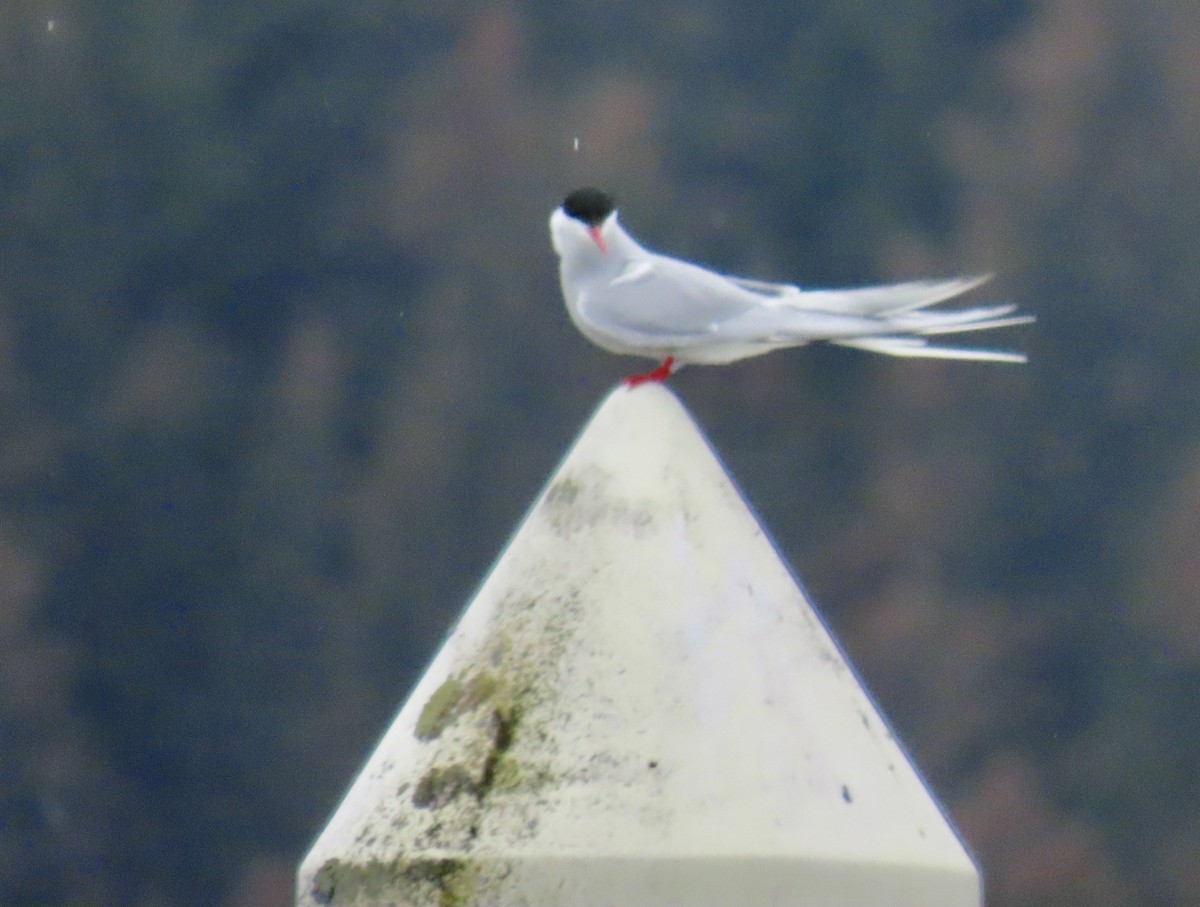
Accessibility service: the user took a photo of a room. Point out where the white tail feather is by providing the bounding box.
[787,274,994,317]
[832,336,1029,363]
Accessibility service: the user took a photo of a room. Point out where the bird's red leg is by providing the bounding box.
[623,356,676,388]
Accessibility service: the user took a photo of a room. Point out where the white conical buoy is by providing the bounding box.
[297,384,980,907]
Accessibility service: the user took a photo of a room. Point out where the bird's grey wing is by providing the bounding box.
[576,254,759,343]
[787,275,992,316]
[727,274,992,317]
[726,275,802,299]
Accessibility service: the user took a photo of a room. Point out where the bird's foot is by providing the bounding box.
[623,357,676,388]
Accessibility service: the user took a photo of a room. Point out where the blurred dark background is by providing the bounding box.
[2,1,1198,904]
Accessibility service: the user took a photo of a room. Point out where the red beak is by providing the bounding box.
[588,226,607,255]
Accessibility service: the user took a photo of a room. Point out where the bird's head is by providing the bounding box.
[550,187,618,257]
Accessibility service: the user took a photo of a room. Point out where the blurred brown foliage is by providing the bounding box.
[1,1,1198,905]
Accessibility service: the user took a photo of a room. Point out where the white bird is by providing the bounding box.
[550,187,1034,385]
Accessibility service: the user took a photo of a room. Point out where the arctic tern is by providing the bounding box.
[550,187,1033,386]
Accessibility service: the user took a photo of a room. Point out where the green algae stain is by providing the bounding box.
[486,752,522,791]
[311,858,343,903]
[460,672,499,713]
[406,858,478,907]
[311,856,477,907]
[311,857,400,904]
[543,476,582,508]
[415,671,499,741]
[413,703,523,811]
[412,763,476,808]
[476,705,519,799]
[416,678,465,741]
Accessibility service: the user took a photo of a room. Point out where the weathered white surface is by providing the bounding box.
[297,384,980,907]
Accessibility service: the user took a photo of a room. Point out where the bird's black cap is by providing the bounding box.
[562,187,616,226]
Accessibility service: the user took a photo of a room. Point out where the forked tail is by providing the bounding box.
[824,281,1035,363]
